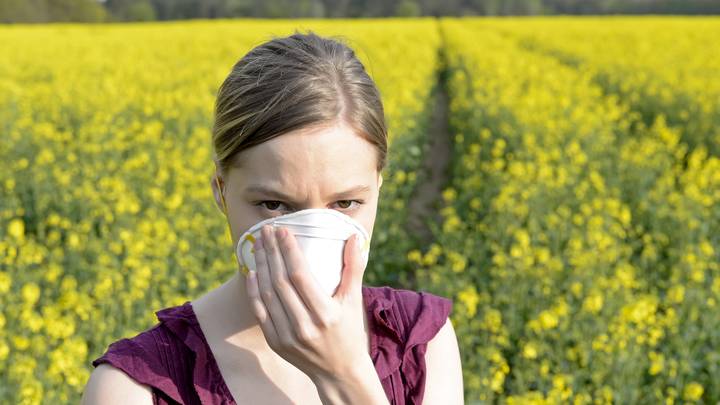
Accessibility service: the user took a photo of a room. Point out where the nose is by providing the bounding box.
[290,198,336,211]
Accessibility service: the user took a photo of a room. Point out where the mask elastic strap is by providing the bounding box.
[216,175,228,215]
[217,176,242,274]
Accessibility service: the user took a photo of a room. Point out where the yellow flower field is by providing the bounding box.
[0,18,440,403]
[412,17,719,404]
[1,16,718,404]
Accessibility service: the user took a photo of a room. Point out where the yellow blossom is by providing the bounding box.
[667,285,684,304]
[21,282,40,306]
[0,271,11,294]
[683,382,704,401]
[648,351,664,375]
[523,341,538,359]
[582,291,603,314]
[8,218,25,240]
[458,285,480,317]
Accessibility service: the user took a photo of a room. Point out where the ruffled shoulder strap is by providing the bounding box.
[91,301,234,405]
[362,285,453,404]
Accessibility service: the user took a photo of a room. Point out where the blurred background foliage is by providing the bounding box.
[1,0,719,23]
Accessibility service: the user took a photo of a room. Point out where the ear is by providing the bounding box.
[378,172,383,190]
[210,170,227,216]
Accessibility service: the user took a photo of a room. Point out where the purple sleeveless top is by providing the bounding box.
[91,285,453,405]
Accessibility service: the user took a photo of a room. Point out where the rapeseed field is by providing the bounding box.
[1,16,718,404]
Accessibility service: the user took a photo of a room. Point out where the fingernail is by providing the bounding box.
[276,227,287,240]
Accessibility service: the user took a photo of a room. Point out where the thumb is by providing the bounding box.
[334,233,365,298]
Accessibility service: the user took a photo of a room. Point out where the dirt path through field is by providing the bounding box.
[405,37,452,249]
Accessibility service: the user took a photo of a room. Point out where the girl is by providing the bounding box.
[81,31,463,405]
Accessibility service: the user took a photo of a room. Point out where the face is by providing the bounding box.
[211,120,383,250]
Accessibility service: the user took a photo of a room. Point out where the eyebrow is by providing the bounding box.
[244,184,371,203]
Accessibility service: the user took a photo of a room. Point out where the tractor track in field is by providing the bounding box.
[405,23,453,259]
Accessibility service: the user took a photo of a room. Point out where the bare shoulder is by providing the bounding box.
[424,317,464,404]
[81,363,154,405]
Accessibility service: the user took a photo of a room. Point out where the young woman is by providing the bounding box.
[81,31,463,405]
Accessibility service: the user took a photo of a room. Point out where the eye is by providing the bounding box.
[333,200,363,210]
[256,201,290,212]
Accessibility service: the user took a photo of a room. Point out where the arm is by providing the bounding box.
[311,355,390,405]
[423,317,464,404]
[80,364,154,405]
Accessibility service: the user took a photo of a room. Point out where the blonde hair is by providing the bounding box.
[212,30,388,177]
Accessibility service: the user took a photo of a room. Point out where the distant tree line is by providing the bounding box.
[0,0,107,23]
[1,0,719,23]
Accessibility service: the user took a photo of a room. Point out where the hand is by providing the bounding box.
[245,224,370,381]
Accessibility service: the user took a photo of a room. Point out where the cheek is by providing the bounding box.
[230,203,267,235]
[355,203,377,237]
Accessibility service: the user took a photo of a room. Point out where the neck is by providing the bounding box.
[195,270,267,349]
[195,268,372,355]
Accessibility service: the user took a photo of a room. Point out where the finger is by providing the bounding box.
[257,225,294,347]
[245,268,280,348]
[266,226,315,337]
[334,233,365,298]
[256,225,292,343]
[277,225,333,324]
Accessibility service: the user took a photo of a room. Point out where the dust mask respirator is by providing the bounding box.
[216,177,371,296]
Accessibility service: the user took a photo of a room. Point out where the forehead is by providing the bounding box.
[230,121,377,189]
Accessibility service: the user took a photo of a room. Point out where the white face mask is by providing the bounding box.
[236,208,371,296]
